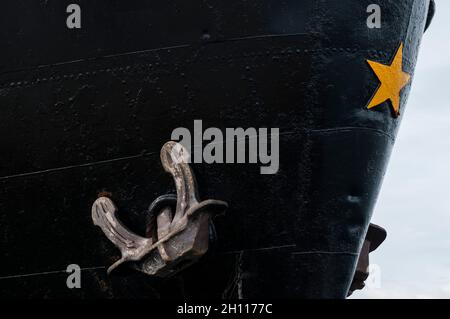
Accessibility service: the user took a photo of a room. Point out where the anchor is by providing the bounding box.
[91,141,228,277]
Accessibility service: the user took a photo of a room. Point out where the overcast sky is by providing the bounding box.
[352,0,450,299]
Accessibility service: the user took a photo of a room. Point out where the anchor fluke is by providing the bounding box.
[91,141,227,277]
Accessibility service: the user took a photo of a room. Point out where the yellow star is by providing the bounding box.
[367,43,411,117]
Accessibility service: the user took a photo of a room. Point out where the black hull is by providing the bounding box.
[0,0,433,298]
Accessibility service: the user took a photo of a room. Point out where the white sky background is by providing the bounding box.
[352,0,450,299]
